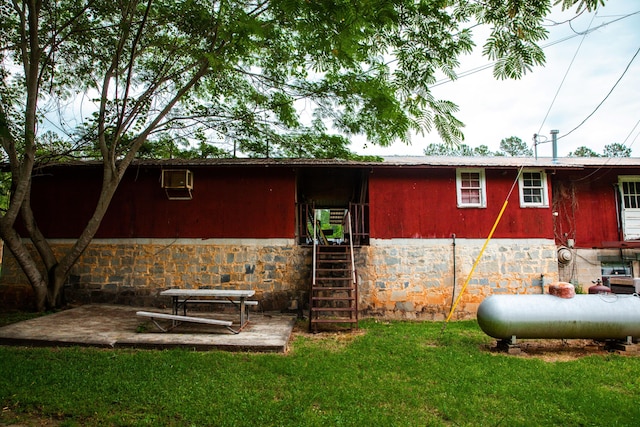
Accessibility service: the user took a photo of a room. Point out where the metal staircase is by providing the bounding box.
[309,209,358,332]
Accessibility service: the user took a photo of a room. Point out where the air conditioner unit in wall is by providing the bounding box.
[161,169,193,200]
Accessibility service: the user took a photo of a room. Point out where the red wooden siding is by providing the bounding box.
[552,169,623,248]
[368,168,554,239]
[28,163,630,244]
[29,166,296,239]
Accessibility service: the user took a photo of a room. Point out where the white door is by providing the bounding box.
[619,177,640,240]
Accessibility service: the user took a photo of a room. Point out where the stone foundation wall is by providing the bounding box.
[558,248,640,292]
[357,238,559,320]
[0,239,311,311]
[1,237,559,319]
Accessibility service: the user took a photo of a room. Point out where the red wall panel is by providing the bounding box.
[30,163,625,244]
[29,166,296,239]
[369,168,554,239]
[552,169,622,248]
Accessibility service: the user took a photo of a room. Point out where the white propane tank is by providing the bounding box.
[477,294,640,340]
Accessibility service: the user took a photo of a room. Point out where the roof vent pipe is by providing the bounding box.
[550,129,559,163]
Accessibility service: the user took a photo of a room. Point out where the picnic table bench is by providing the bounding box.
[137,289,256,334]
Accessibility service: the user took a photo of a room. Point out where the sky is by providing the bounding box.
[354,2,640,158]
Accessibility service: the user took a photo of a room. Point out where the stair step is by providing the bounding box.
[310,319,358,324]
[312,296,355,301]
[310,307,356,312]
[312,285,354,288]
[316,269,352,279]
[329,210,345,224]
[315,272,353,276]
[315,280,353,284]
[310,237,358,331]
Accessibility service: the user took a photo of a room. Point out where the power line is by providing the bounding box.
[558,45,640,140]
[536,11,597,136]
[622,118,640,148]
[431,10,640,88]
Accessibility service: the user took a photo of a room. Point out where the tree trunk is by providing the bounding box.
[43,167,122,307]
[0,223,49,311]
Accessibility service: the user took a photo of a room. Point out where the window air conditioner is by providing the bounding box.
[161,169,193,200]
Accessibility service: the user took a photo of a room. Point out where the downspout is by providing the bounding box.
[614,183,624,270]
[614,183,622,241]
[450,234,457,313]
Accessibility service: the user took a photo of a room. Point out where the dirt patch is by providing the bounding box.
[484,338,636,362]
[290,320,366,350]
[292,320,365,335]
[1,407,61,426]
[290,321,636,362]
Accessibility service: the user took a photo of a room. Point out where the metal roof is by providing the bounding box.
[377,156,640,169]
[31,155,640,170]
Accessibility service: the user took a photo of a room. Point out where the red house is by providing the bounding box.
[2,156,639,319]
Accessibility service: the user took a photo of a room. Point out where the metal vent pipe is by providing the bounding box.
[550,129,559,163]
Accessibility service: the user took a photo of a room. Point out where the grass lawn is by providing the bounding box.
[1,317,639,426]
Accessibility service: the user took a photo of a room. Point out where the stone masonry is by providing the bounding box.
[1,237,559,319]
[0,239,311,312]
[358,238,559,320]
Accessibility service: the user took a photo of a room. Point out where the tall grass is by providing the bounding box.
[1,319,639,426]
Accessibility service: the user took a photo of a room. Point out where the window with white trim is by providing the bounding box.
[456,169,486,208]
[518,170,548,207]
[619,176,640,240]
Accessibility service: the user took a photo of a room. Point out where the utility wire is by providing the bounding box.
[558,45,640,140]
[432,10,640,88]
[625,119,640,149]
[536,11,597,136]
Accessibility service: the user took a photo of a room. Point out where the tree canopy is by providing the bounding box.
[568,143,631,157]
[0,0,607,309]
[423,136,533,157]
[499,136,534,157]
[423,142,492,156]
[424,137,632,158]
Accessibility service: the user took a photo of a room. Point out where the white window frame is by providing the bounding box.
[618,176,640,240]
[456,168,486,208]
[518,169,549,208]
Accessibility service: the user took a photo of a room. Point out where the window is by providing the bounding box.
[618,176,640,240]
[601,261,632,287]
[456,169,486,208]
[621,178,640,209]
[518,170,548,207]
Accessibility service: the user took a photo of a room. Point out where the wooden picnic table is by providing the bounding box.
[137,289,256,334]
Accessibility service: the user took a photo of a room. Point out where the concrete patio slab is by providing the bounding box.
[0,305,296,353]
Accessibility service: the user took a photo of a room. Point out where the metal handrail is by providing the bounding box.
[344,210,357,284]
[310,207,359,287]
[312,209,317,286]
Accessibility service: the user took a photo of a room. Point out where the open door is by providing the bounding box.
[296,168,369,246]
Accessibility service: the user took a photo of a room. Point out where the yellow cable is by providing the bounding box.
[444,199,509,324]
